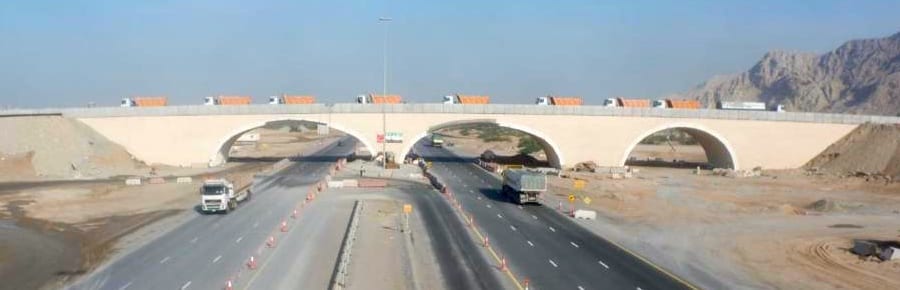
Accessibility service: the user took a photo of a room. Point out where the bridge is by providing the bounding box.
[4,104,898,170]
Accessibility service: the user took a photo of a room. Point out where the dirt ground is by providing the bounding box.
[0,120,341,290]
[551,167,900,289]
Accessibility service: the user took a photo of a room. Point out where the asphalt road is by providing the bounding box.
[69,138,357,290]
[416,142,693,290]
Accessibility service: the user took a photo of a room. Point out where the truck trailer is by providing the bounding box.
[204,95,252,106]
[357,94,403,104]
[501,169,547,205]
[269,95,316,105]
[603,98,651,108]
[200,179,251,214]
[120,97,168,107]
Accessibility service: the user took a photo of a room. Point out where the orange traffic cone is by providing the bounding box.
[266,236,276,248]
[247,256,257,270]
[225,280,233,290]
[280,220,288,232]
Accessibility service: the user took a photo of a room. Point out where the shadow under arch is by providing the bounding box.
[621,123,738,169]
[208,118,376,166]
[399,119,566,169]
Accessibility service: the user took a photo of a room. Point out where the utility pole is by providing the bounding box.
[379,16,392,168]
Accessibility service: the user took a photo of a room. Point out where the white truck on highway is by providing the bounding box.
[501,169,547,205]
[200,179,251,214]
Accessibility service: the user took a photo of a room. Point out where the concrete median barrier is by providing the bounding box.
[125,178,141,186]
[327,181,344,188]
[342,179,358,187]
[175,177,193,183]
[574,209,597,220]
[357,179,387,188]
[148,177,165,184]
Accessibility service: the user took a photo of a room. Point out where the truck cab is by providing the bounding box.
[120,98,135,107]
[442,95,456,104]
[200,179,249,214]
[203,96,217,106]
[603,98,618,107]
[535,97,551,105]
[357,94,370,104]
[269,96,284,105]
[652,100,668,108]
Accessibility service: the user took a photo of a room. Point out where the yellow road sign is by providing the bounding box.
[583,197,592,205]
[403,204,413,214]
[568,194,576,202]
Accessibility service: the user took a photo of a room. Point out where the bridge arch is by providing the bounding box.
[621,123,738,169]
[209,118,376,166]
[399,119,566,169]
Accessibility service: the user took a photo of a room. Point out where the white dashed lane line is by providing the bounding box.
[510,225,517,231]
[212,255,222,263]
[578,286,585,290]
[598,260,610,269]
[235,236,243,243]
[118,282,133,290]
[189,237,198,244]
[549,259,558,268]
[549,226,556,232]
[180,281,192,290]
[497,214,503,219]
[532,215,537,220]
[159,256,170,264]
[487,204,492,208]
[527,240,534,247]
[571,242,580,248]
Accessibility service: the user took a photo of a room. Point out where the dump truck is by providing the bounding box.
[120,97,168,107]
[501,169,547,205]
[652,99,702,109]
[716,101,766,111]
[200,179,251,214]
[603,98,651,108]
[536,96,583,106]
[443,94,490,104]
[204,96,252,105]
[269,95,316,105]
[357,94,403,104]
[431,134,444,147]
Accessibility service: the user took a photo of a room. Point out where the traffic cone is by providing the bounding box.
[247,256,257,270]
[291,209,298,219]
[306,192,313,201]
[225,280,233,290]
[500,255,508,272]
[267,236,276,248]
[523,278,530,290]
[280,220,288,232]
[483,236,489,248]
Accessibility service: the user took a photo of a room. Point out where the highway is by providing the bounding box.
[416,142,693,290]
[68,136,504,290]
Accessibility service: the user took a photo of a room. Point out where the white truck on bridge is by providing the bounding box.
[200,179,251,214]
[501,169,547,205]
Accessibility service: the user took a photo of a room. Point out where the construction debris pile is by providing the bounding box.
[853,240,900,262]
[805,123,900,181]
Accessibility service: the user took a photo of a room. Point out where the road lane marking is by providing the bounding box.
[180,281,192,290]
[487,204,492,208]
[510,225,517,231]
[189,237,198,244]
[518,205,523,209]
[532,215,538,220]
[118,282,133,290]
[212,255,222,263]
[497,214,503,219]
[236,236,243,243]
[571,242,580,248]
[253,221,259,228]
[477,196,482,200]
[637,288,642,290]
[549,259,558,268]
[598,260,609,269]
[549,226,556,232]
[527,240,534,247]
[578,286,585,290]
[159,256,170,264]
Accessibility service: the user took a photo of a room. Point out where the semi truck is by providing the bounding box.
[603,97,651,108]
[443,94,490,104]
[357,94,403,104]
[204,96,252,106]
[120,97,168,107]
[200,179,251,214]
[536,96,583,106]
[269,95,316,105]
[652,99,702,109]
[501,169,547,205]
[716,101,785,112]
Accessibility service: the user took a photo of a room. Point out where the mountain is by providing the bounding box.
[675,31,900,116]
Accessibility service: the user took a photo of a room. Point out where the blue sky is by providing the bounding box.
[1,0,899,107]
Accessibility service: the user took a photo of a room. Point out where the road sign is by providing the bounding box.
[583,197,592,205]
[573,179,586,190]
[403,204,412,214]
[385,132,403,143]
[568,194,576,202]
[376,134,385,143]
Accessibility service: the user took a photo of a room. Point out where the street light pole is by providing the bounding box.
[379,17,392,168]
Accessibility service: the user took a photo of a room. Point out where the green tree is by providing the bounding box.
[518,136,542,155]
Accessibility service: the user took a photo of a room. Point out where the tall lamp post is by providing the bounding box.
[379,16,392,168]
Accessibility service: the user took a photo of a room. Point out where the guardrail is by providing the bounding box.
[1,103,898,125]
[330,200,364,290]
